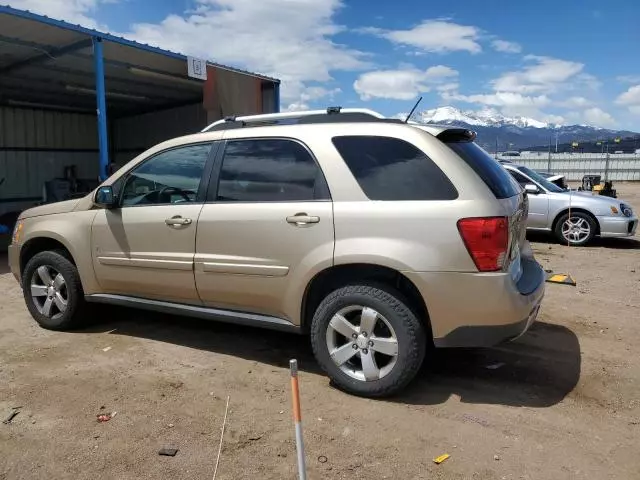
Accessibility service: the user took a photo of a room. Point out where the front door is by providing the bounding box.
[508,168,550,229]
[194,138,335,323]
[91,143,213,303]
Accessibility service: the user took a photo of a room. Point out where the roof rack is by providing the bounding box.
[201,107,395,132]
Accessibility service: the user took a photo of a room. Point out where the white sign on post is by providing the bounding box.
[187,56,207,81]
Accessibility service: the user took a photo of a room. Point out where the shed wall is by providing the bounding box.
[0,106,99,215]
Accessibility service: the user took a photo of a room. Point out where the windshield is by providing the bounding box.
[518,166,564,193]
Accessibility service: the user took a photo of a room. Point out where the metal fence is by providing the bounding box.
[498,152,640,181]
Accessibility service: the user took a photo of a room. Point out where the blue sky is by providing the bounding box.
[7,0,640,129]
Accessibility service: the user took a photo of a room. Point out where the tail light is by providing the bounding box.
[457,217,509,272]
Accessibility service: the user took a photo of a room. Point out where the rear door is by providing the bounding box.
[194,137,334,322]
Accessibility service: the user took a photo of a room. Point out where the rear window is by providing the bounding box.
[446,142,521,199]
[331,136,458,201]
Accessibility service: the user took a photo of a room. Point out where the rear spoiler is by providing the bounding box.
[435,128,477,143]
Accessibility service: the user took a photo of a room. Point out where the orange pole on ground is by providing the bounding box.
[290,359,307,480]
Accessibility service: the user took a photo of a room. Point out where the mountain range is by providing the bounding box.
[412,106,639,152]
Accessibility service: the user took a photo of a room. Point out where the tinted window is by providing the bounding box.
[216,139,329,202]
[331,136,458,201]
[446,142,520,199]
[121,143,211,206]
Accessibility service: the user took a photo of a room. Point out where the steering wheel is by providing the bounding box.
[157,186,193,203]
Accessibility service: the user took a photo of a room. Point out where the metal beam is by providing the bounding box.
[93,37,109,181]
[0,5,279,82]
[0,37,93,74]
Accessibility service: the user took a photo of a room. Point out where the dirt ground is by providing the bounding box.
[1,185,639,480]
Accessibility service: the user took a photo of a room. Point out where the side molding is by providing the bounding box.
[85,294,302,333]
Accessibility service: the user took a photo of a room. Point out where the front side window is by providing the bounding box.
[215,139,329,202]
[120,143,212,207]
[508,169,532,186]
[517,166,564,193]
[331,135,458,201]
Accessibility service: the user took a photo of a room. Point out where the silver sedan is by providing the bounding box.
[503,163,638,245]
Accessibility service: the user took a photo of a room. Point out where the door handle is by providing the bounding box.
[286,213,320,225]
[165,216,192,226]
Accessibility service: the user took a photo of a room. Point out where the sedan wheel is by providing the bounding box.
[554,211,596,246]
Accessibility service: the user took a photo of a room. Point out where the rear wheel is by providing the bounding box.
[554,211,596,246]
[22,250,86,330]
[310,284,426,397]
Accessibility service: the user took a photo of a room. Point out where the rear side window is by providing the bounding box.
[446,142,520,199]
[215,138,330,202]
[331,136,458,201]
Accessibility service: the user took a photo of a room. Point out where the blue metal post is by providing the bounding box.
[274,82,280,113]
[93,37,109,180]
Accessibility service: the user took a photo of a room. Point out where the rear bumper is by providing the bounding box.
[404,256,545,348]
[597,215,638,238]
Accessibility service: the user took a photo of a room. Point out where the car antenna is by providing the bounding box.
[404,97,423,123]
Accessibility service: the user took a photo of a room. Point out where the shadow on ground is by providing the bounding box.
[0,253,11,275]
[527,231,640,249]
[82,307,580,409]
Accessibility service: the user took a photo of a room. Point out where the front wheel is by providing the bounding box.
[554,211,597,246]
[22,250,86,330]
[310,284,427,397]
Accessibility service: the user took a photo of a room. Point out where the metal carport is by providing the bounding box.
[0,5,280,223]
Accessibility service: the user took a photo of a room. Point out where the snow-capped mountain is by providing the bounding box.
[416,106,553,129]
[412,106,636,150]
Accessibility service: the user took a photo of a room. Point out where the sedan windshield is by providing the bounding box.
[518,166,564,193]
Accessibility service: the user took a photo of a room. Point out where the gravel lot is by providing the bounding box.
[1,185,639,480]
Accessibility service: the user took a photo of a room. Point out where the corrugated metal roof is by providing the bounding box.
[0,5,280,83]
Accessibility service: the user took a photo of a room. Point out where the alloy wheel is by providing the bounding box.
[325,305,399,382]
[30,265,68,319]
[561,216,591,243]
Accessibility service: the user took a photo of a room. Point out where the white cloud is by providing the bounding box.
[492,55,584,94]
[561,96,592,108]
[573,73,602,91]
[615,85,640,116]
[491,39,522,54]
[124,0,369,106]
[582,107,616,127]
[436,82,459,92]
[283,86,341,111]
[354,65,458,101]
[443,91,551,109]
[617,75,640,84]
[366,20,482,54]
[616,85,640,105]
[5,0,108,28]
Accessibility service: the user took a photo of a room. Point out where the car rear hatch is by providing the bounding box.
[439,130,528,283]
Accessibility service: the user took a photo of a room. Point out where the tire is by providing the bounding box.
[310,284,427,398]
[22,250,86,330]
[553,211,597,246]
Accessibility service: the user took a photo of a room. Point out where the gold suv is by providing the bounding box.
[8,108,545,397]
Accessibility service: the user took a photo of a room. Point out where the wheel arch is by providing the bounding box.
[301,263,432,340]
[19,235,78,276]
[552,207,600,236]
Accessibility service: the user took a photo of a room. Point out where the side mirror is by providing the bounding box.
[94,186,117,208]
[524,184,540,195]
